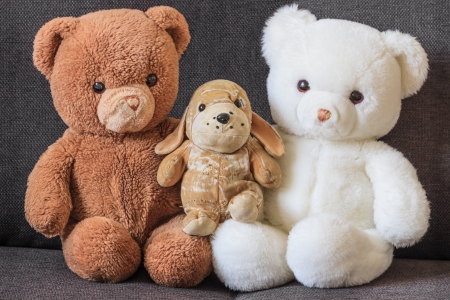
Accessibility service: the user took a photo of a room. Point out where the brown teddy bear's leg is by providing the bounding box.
[61,216,141,283]
[144,214,212,287]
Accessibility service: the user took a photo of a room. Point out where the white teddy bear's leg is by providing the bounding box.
[211,219,294,291]
[286,214,393,288]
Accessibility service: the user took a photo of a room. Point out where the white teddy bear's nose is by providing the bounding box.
[318,109,331,122]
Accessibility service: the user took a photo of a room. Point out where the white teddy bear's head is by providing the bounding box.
[263,4,428,140]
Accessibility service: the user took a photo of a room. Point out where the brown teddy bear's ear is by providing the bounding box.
[145,6,191,57]
[155,107,188,155]
[33,17,79,80]
[250,112,285,158]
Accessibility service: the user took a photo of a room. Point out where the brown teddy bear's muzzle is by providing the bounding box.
[97,84,155,133]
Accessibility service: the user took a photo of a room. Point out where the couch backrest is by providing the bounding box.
[1,0,449,260]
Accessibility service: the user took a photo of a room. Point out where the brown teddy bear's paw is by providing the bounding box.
[144,215,212,287]
[62,216,141,283]
[182,210,217,236]
[228,193,260,223]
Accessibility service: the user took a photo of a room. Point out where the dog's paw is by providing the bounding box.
[182,212,217,236]
[229,193,259,223]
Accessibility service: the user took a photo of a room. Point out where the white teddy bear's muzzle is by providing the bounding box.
[297,91,357,140]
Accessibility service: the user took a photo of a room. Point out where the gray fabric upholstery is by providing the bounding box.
[1,0,450,297]
[0,247,236,299]
[2,247,450,299]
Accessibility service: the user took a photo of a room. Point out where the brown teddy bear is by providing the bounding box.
[25,6,212,287]
[156,80,284,236]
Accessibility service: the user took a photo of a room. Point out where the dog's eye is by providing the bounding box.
[93,82,106,94]
[198,104,206,112]
[349,91,364,104]
[297,80,310,93]
[234,99,242,108]
[146,74,157,87]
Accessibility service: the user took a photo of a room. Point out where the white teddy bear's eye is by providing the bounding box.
[297,80,310,93]
[349,91,364,104]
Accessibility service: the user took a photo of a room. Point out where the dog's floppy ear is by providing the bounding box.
[155,107,188,155]
[250,112,285,157]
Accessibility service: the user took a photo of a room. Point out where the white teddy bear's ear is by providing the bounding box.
[262,4,316,67]
[382,30,429,99]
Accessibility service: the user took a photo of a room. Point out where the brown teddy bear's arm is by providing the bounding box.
[247,137,282,189]
[157,140,191,187]
[25,131,77,238]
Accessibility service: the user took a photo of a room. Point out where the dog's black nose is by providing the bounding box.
[216,113,230,124]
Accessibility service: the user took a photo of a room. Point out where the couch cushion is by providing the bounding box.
[1,247,450,299]
[0,247,237,299]
[1,0,449,260]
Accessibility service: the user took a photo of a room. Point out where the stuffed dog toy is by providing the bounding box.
[156,79,284,236]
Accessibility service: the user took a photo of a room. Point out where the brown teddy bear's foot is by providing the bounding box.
[62,216,141,283]
[182,210,217,236]
[228,192,260,223]
[144,214,212,287]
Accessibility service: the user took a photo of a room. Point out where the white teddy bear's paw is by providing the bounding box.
[287,214,393,288]
[211,219,294,291]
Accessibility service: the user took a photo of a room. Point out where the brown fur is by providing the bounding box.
[25,7,212,287]
[156,80,284,236]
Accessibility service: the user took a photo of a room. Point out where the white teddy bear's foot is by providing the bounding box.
[287,214,393,288]
[211,219,294,291]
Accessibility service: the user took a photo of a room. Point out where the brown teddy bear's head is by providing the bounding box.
[156,79,285,157]
[33,6,190,134]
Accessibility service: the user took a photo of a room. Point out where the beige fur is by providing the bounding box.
[156,80,284,236]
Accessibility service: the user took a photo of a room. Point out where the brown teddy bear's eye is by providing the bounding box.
[234,99,242,108]
[93,82,105,93]
[146,74,157,87]
[297,80,310,92]
[198,104,206,112]
[349,91,364,104]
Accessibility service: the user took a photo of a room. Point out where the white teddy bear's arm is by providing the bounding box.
[364,141,430,248]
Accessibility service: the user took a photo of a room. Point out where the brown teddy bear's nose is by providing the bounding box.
[126,96,140,111]
[217,113,230,124]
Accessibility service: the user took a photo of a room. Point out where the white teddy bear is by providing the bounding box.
[212,4,430,291]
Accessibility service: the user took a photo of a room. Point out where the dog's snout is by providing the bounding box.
[126,96,140,111]
[216,113,230,124]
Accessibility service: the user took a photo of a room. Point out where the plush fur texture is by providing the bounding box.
[25,7,212,287]
[211,219,294,291]
[264,5,430,288]
[214,4,430,291]
[156,80,284,236]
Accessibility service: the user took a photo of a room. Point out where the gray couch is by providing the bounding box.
[1,0,449,298]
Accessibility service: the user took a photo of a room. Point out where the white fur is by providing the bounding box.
[261,5,430,289]
[382,30,429,98]
[286,214,393,288]
[211,219,294,292]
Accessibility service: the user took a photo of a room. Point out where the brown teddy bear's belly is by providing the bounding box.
[69,132,182,246]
